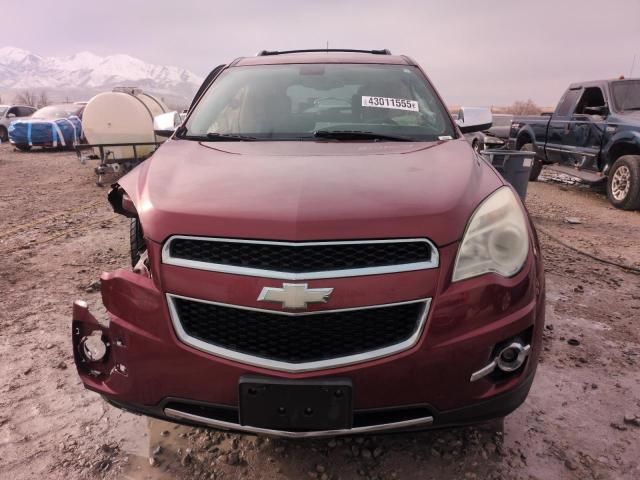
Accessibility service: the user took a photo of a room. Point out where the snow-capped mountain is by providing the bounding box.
[0,46,203,103]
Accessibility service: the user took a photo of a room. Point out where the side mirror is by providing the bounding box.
[456,107,493,134]
[7,113,16,118]
[153,111,181,138]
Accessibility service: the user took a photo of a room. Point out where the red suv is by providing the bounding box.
[72,49,545,437]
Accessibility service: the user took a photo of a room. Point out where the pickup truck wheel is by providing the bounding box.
[0,126,7,142]
[607,155,640,210]
[520,143,543,181]
[130,218,145,267]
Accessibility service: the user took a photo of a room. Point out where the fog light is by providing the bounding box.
[81,331,107,362]
[470,341,531,382]
[496,342,530,372]
[501,348,517,362]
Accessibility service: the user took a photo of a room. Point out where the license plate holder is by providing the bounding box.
[239,376,353,431]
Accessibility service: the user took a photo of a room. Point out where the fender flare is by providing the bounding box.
[515,125,537,150]
[601,130,640,168]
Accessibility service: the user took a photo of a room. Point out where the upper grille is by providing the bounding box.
[169,295,429,371]
[163,237,437,279]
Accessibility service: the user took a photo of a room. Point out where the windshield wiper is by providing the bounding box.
[313,130,414,142]
[205,132,257,141]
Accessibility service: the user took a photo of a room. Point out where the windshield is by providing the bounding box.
[33,105,81,119]
[611,80,640,111]
[185,64,455,141]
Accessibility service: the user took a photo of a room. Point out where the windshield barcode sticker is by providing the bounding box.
[362,96,419,112]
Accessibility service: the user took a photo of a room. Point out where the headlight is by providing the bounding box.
[452,187,529,282]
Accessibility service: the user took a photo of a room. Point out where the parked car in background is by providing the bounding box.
[0,104,36,142]
[465,113,513,152]
[72,49,545,438]
[510,78,640,210]
[8,103,83,151]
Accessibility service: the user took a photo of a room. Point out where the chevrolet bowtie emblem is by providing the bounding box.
[257,283,334,310]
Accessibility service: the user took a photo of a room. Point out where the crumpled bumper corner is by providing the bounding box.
[71,270,165,400]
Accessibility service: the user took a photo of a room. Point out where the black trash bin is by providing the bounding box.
[481,150,535,200]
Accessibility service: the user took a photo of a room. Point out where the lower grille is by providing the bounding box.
[168,295,430,372]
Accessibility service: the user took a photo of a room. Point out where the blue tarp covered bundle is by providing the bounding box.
[9,116,82,147]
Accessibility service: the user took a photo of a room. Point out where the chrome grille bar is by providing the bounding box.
[162,237,439,280]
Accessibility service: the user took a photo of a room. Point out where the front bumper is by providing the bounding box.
[103,369,535,438]
[72,241,544,436]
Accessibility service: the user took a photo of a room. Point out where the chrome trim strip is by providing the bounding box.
[166,294,431,373]
[470,360,497,382]
[545,145,597,157]
[162,236,439,280]
[164,408,434,438]
[168,293,428,317]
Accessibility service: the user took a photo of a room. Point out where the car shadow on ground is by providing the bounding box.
[114,417,510,480]
[8,146,75,154]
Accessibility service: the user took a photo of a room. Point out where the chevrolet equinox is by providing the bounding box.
[72,49,545,437]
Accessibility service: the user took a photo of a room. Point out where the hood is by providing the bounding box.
[614,110,640,126]
[120,138,503,246]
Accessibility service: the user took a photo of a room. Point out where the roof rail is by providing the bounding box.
[256,48,391,56]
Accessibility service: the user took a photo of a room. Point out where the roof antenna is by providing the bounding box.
[630,54,637,77]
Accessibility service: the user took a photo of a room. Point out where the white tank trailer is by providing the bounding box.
[80,87,170,185]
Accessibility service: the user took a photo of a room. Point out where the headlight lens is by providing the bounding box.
[452,187,529,282]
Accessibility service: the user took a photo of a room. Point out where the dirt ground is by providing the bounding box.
[1,143,639,480]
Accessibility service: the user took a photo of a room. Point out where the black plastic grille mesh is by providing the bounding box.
[173,298,424,363]
[168,239,431,273]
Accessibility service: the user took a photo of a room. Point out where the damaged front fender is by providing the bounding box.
[107,183,138,218]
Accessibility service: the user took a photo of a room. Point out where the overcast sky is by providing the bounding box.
[4,0,639,106]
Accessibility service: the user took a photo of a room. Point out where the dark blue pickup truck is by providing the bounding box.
[510,78,640,210]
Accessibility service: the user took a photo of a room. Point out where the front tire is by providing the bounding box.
[129,218,145,267]
[607,155,640,210]
[520,143,543,181]
[0,126,7,142]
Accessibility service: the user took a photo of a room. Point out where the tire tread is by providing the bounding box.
[129,218,145,267]
[607,155,640,210]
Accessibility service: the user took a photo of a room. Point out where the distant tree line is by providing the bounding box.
[498,99,543,115]
[11,90,51,108]
[448,99,547,116]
